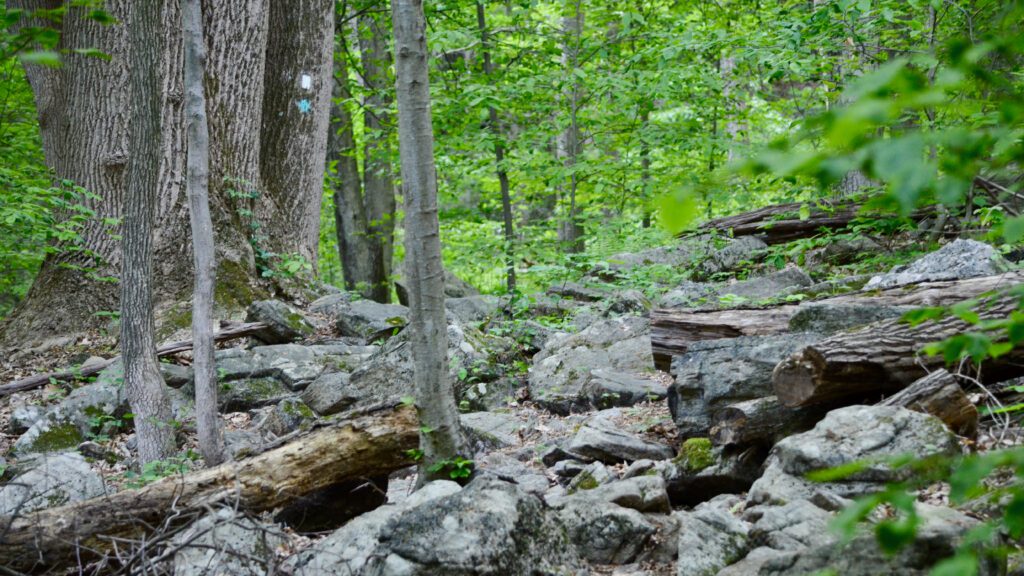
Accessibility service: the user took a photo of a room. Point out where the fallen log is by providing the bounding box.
[650,271,1024,370]
[709,396,825,447]
[0,404,418,572]
[0,321,269,397]
[878,369,978,437]
[773,295,1024,408]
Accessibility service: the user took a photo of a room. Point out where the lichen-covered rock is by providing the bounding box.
[245,299,316,344]
[658,444,765,506]
[460,411,525,450]
[0,452,107,516]
[719,266,812,302]
[445,295,503,324]
[566,417,674,464]
[555,496,657,564]
[748,405,960,506]
[588,369,667,409]
[335,299,409,342]
[171,508,287,576]
[219,377,291,411]
[788,302,910,333]
[395,268,479,305]
[301,372,357,416]
[668,334,821,438]
[529,315,653,414]
[256,397,315,437]
[675,494,750,576]
[865,239,1010,289]
[696,236,768,279]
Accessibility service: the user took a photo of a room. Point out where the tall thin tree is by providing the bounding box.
[123,0,175,464]
[391,0,466,481]
[183,0,224,465]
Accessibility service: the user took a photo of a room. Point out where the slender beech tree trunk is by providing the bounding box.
[557,3,585,253]
[183,0,224,466]
[123,0,175,464]
[391,0,466,482]
[359,12,397,300]
[476,1,516,293]
[640,105,652,228]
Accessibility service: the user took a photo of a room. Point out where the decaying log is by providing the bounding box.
[0,405,418,572]
[773,295,1023,408]
[650,271,1024,370]
[709,396,824,447]
[696,199,934,245]
[878,369,978,437]
[0,321,269,397]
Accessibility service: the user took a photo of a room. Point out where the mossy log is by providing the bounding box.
[0,405,418,572]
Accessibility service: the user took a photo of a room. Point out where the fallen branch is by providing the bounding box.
[0,321,269,397]
[0,404,418,572]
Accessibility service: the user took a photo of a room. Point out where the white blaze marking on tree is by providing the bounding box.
[300,74,312,90]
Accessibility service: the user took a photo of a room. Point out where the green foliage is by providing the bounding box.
[122,452,199,489]
[427,456,475,480]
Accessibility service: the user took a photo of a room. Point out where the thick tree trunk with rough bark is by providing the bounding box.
[392,0,466,481]
[123,0,176,464]
[773,295,1024,408]
[0,406,419,573]
[3,0,332,344]
[184,0,224,466]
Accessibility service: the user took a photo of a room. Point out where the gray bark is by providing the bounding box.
[476,1,516,293]
[556,4,585,254]
[391,0,466,480]
[184,0,224,466]
[123,0,175,464]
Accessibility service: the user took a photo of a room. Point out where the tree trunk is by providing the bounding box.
[773,295,1023,408]
[878,369,978,437]
[4,0,332,344]
[557,4,584,254]
[123,0,175,464]
[0,406,419,573]
[476,1,516,293]
[183,0,224,466]
[392,0,466,481]
[360,11,397,300]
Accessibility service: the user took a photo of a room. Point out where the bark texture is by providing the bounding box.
[122,0,175,464]
[184,0,224,465]
[556,4,585,253]
[0,406,419,573]
[709,396,825,447]
[878,369,978,437]
[392,0,466,480]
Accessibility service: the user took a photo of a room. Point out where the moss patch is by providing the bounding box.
[23,421,84,454]
[675,437,715,473]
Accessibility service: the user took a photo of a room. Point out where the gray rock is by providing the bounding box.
[445,295,502,324]
[668,333,822,437]
[7,401,44,435]
[567,461,616,494]
[675,495,750,576]
[257,397,315,437]
[556,496,657,564]
[719,266,813,302]
[804,237,881,268]
[171,508,287,576]
[567,418,674,464]
[547,281,612,302]
[590,245,695,280]
[789,302,910,334]
[335,299,409,342]
[697,236,768,279]
[475,453,549,495]
[460,411,524,450]
[301,372,357,416]
[865,239,1010,289]
[160,362,194,388]
[219,377,291,411]
[246,299,316,344]
[224,429,265,459]
[716,546,789,576]
[748,405,960,506]
[588,369,667,409]
[754,503,1003,575]
[0,452,106,516]
[747,500,834,551]
[308,291,352,315]
[529,315,653,414]
[659,445,766,507]
[566,475,671,513]
[658,281,717,308]
[604,289,652,316]
[552,459,588,480]
[395,268,479,306]
[216,344,329,391]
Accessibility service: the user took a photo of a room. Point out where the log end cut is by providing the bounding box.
[772,350,822,408]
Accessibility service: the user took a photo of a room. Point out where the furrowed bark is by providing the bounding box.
[0,406,419,573]
[878,369,978,437]
[122,0,175,464]
[184,0,224,466]
[392,0,466,481]
[773,295,1023,408]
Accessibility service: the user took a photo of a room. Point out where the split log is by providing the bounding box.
[773,295,1024,408]
[0,404,418,572]
[709,396,824,447]
[0,321,269,397]
[650,271,1024,370]
[878,369,977,437]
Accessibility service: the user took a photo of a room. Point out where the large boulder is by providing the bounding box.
[719,266,813,302]
[865,239,1010,289]
[668,333,822,438]
[528,315,654,414]
[696,236,767,280]
[566,417,674,464]
[460,411,525,451]
[588,244,695,280]
[445,295,503,324]
[0,452,106,516]
[245,299,316,344]
[788,301,910,333]
[171,508,288,576]
[748,405,961,506]
[301,372,357,416]
[335,299,409,342]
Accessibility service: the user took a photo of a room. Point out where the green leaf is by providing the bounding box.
[19,51,62,67]
[656,191,698,235]
[929,552,978,576]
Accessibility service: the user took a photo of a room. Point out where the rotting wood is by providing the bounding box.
[0,321,269,397]
[0,404,418,572]
[878,369,978,437]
